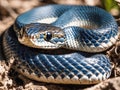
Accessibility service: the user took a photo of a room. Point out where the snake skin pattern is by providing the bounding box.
[14,5,118,52]
[2,5,118,84]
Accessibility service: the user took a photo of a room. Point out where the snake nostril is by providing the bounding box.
[18,31,22,38]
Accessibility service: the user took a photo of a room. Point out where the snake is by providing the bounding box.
[2,5,119,84]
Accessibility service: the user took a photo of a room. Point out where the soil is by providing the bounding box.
[0,0,120,90]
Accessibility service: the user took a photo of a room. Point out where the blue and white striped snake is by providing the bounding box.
[3,5,119,84]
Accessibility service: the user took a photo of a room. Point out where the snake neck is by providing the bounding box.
[63,27,81,51]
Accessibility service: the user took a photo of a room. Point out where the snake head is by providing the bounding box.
[17,23,66,49]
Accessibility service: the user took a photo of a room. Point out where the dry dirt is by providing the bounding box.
[0,0,120,90]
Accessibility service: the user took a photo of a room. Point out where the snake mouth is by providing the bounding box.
[17,23,66,49]
[28,34,66,49]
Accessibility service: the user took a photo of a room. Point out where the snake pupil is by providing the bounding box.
[45,32,52,41]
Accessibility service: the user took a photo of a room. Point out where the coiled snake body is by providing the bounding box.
[3,5,118,84]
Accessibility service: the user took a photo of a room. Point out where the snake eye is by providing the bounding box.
[45,32,52,41]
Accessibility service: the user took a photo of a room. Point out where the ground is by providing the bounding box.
[0,0,120,90]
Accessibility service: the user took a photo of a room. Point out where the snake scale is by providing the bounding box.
[2,5,119,84]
